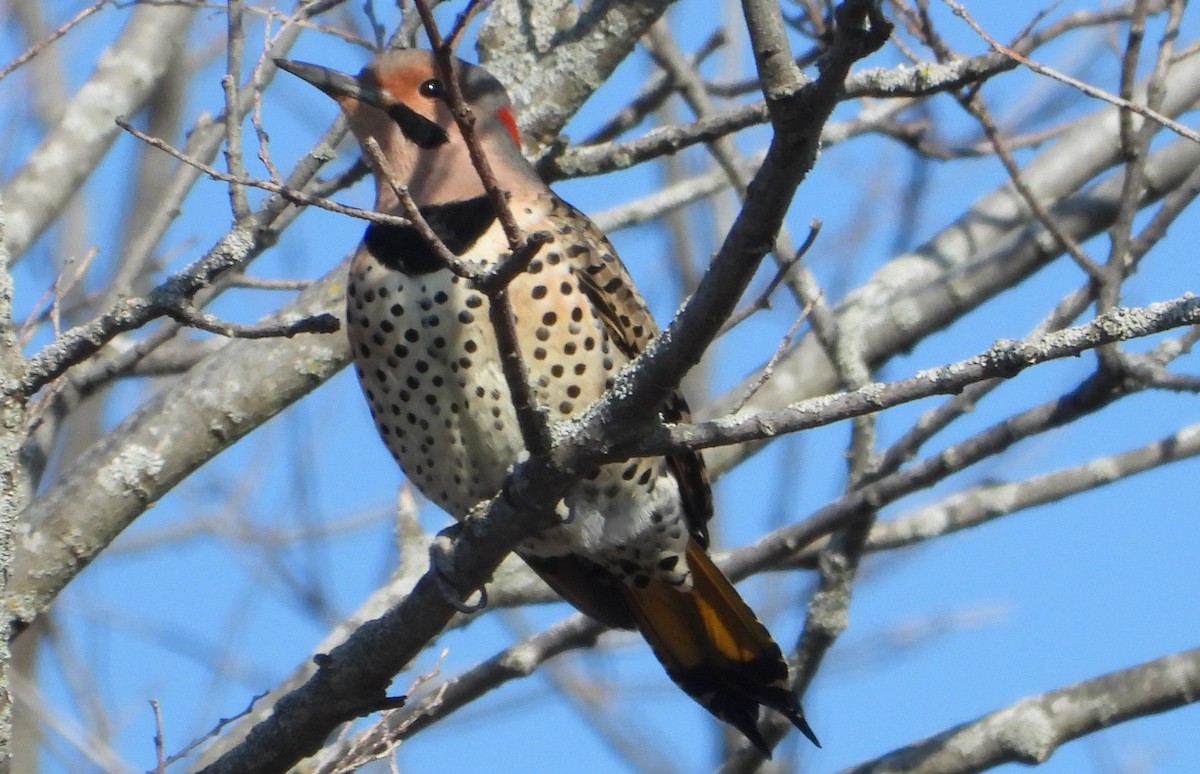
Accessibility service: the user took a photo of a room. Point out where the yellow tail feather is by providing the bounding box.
[621,541,820,754]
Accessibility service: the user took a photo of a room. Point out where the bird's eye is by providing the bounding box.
[418,78,444,98]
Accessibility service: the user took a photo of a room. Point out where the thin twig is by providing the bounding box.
[150,699,166,774]
[1097,0,1184,367]
[116,118,412,228]
[720,220,821,335]
[958,93,1103,280]
[223,275,311,291]
[948,1,1200,145]
[444,0,489,52]
[732,296,819,414]
[162,690,271,770]
[224,0,251,218]
[163,302,339,339]
[584,29,727,146]
[0,0,108,82]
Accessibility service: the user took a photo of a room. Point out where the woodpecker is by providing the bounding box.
[277,49,819,754]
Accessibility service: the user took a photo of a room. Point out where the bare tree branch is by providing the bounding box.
[1,3,194,261]
[837,646,1200,773]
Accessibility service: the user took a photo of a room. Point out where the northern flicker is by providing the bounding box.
[277,49,819,754]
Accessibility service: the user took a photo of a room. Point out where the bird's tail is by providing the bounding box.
[620,541,820,755]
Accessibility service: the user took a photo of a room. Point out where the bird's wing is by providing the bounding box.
[556,199,714,547]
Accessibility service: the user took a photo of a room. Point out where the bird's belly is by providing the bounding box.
[347,255,690,584]
[348,263,524,517]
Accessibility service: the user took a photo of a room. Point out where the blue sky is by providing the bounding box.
[4,1,1199,772]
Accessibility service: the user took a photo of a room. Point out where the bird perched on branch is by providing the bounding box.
[278,48,819,755]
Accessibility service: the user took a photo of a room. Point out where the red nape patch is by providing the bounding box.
[495,106,520,143]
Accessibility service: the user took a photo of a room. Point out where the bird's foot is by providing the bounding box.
[428,522,489,614]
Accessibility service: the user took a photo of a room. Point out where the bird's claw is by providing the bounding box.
[429,523,488,614]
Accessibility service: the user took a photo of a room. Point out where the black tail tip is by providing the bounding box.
[734,709,821,757]
[795,716,822,748]
[783,704,822,748]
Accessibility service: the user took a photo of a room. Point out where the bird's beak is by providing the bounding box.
[275,58,388,109]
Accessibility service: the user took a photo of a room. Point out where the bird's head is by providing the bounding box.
[277,49,536,208]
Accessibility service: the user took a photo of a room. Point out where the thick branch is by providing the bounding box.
[838,646,1200,773]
